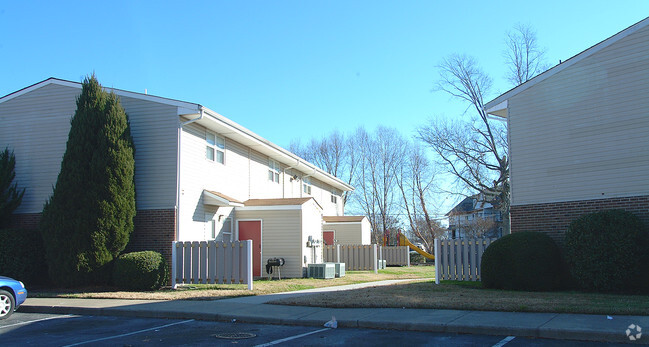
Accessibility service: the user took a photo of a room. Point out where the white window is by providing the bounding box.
[206,131,225,164]
[331,192,338,204]
[303,177,312,195]
[268,159,280,183]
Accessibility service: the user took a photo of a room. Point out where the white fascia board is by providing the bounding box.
[235,205,304,211]
[197,107,354,192]
[484,16,649,111]
[485,100,508,118]
[323,222,363,225]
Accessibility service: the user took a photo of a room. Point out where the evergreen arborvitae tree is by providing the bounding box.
[0,148,25,228]
[40,75,136,286]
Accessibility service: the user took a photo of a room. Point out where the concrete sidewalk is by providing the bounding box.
[18,281,649,345]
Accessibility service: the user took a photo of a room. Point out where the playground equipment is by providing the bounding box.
[398,233,435,260]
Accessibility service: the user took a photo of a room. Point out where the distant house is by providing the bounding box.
[484,18,649,241]
[445,194,502,239]
[0,78,362,278]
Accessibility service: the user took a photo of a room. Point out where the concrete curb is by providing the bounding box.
[19,303,648,344]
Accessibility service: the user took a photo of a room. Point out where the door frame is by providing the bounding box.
[237,219,263,277]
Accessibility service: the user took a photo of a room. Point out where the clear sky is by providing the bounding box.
[1,1,647,149]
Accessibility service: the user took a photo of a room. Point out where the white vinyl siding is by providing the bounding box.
[507,24,649,206]
[0,83,179,213]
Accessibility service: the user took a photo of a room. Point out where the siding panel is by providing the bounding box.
[508,24,649,206]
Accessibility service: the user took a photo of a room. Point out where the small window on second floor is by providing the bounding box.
[268,159,280,183]
[331,192,338,204]
[303,177,312,195]
[206,131,225,164]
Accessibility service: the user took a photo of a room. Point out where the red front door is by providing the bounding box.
[323,231,335,245]
[238,221,262,277]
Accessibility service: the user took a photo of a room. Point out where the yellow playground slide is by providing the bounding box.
[399,234,435,260]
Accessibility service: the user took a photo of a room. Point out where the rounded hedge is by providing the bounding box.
[113,251,169,291]
[481,232,565,291]
[0,228,48,286]
[564,209,649,293]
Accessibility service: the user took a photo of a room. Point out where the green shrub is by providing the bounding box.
[0,228,48,286]
[113,251,168,291]
[564,209,649,293]
[410,252,425,264]
[481,232,565,291]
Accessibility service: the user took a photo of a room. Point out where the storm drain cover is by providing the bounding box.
[213,332,257,339]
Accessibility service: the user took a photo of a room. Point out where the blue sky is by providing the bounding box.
[1,1,648,150]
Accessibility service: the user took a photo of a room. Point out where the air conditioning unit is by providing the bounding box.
[333,262,345,277]
[308,263,335,279]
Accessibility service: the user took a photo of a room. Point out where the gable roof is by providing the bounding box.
[485,16,649,118]
[0,77,354,192]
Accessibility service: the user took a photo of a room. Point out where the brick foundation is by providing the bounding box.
[126,209,176,267]
[9,209,177,266]
[511,195,649,243]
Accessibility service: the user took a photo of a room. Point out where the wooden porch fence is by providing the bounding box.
[323,244,378,273]
[434,238,496,283]
[172,240,253,290]
[380,246,410,266]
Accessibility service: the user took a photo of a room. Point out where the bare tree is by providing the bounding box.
[463,216,499,239]
[289,130,357,206]
[504,23,549,86]
[395,142,440,252]
[418,54,510,233]
[351,126,407,243]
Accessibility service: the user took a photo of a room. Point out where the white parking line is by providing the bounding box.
[492,335,516,347]
[0,314,75,329]
[61,319,195,347]
[254,327,331,347]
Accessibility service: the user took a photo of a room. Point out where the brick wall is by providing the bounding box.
[126,209,176,266]
[9,209,177,266]
[511,195,649,243]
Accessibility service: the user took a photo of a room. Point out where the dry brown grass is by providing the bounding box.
[270,280,649,316]
[30,266,434,301]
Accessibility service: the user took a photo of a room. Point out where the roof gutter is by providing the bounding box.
[175,106,205,240]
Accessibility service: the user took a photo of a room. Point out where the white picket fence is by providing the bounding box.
[172,240,253,290]
[434,238,496,283]
[323,244,378,273]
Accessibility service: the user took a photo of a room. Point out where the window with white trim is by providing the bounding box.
[206,131,225,164]
[268,159,280,183]
[303,177,312,195]
[331,192,338,204]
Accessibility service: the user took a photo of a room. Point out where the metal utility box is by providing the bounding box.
[307,263,335,279]
[328,262,345,277]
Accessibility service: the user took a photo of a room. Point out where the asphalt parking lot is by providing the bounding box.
[0,312,628,346]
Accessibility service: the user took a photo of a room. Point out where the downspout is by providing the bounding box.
[282,159,301,198]
[175,106,205,241]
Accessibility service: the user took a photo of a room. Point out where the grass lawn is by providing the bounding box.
[271,277,649,316]
[30,265,649,316]
[29,265,433,301]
